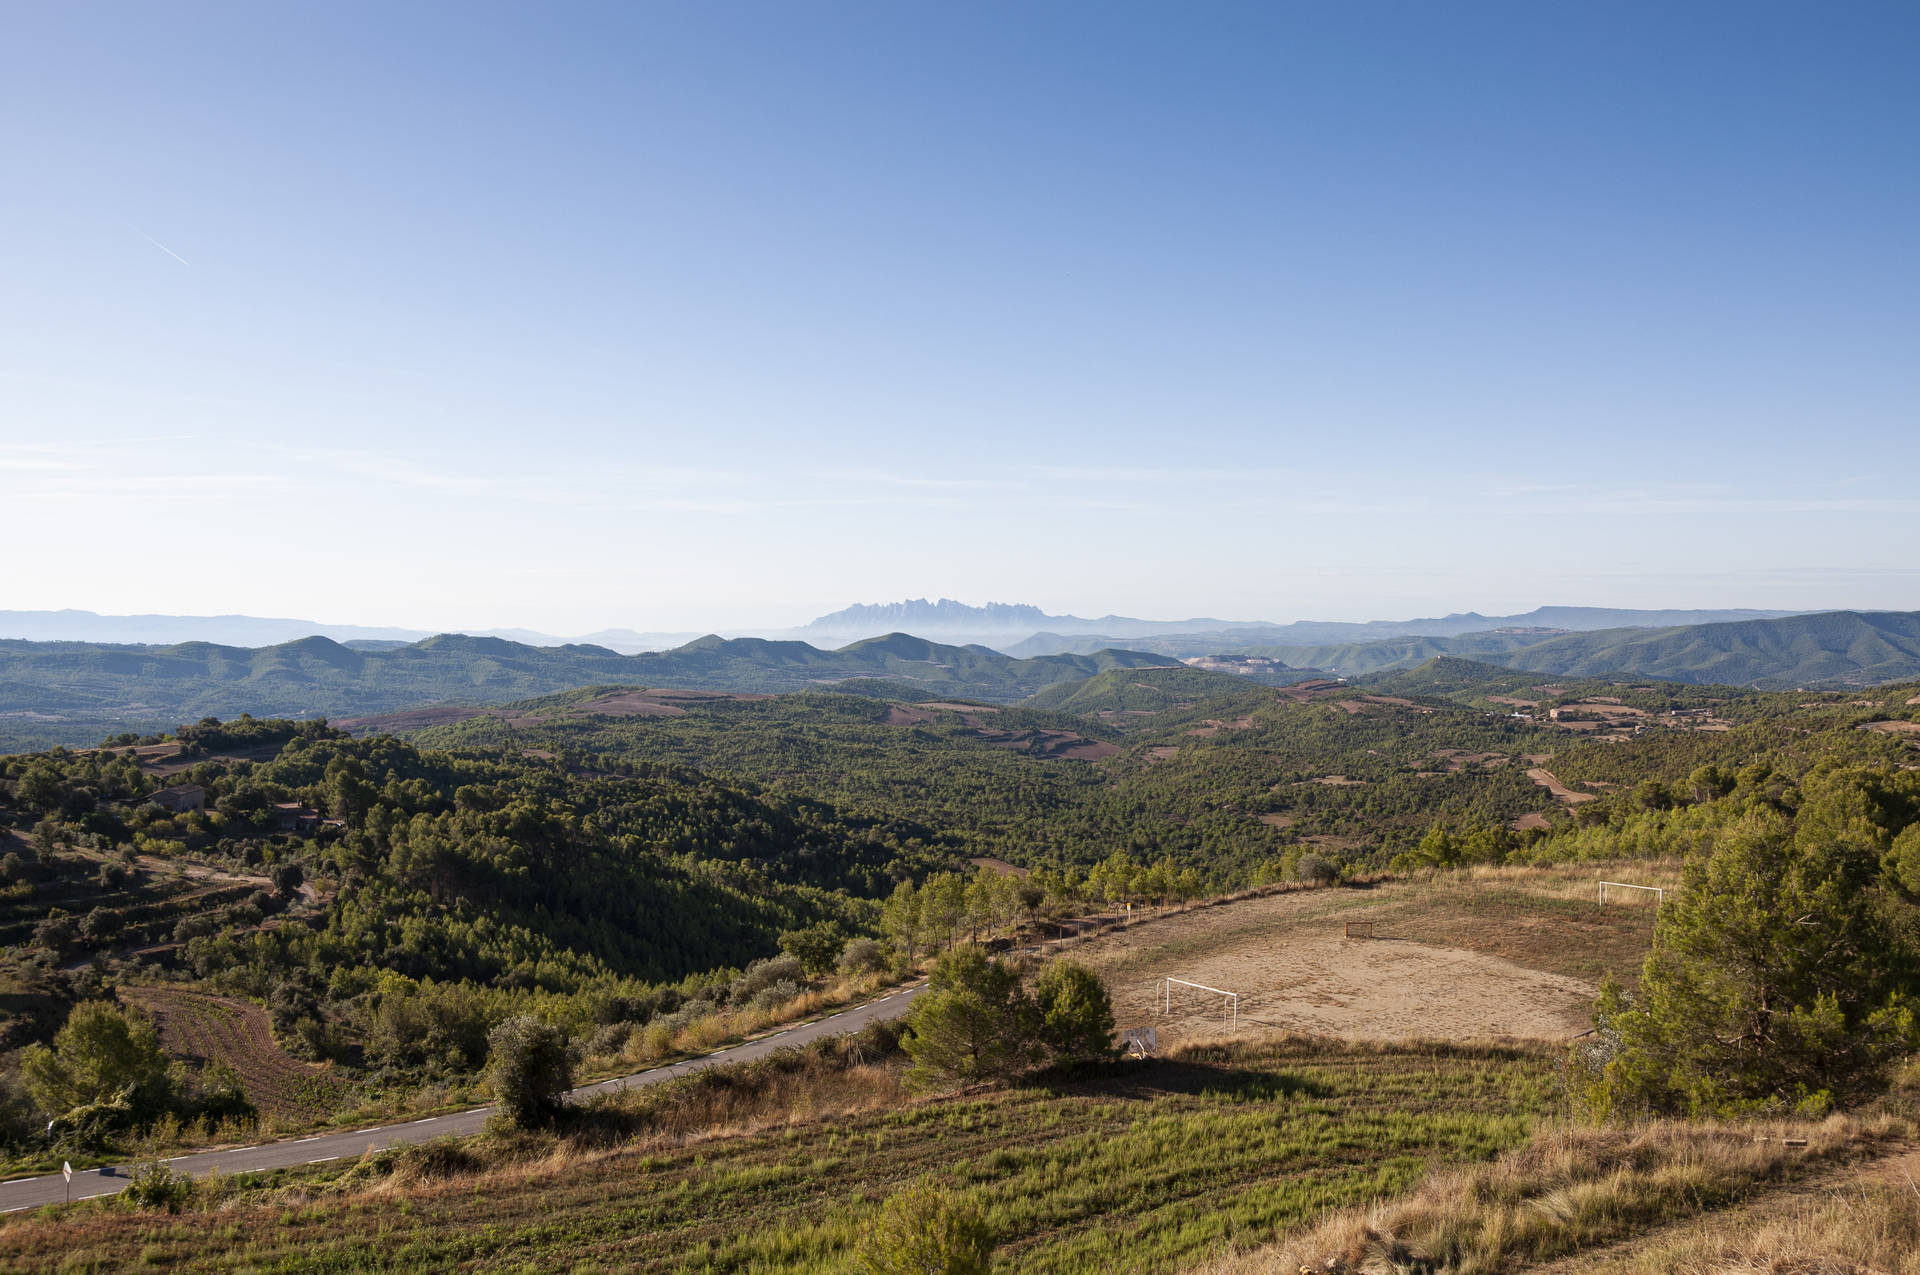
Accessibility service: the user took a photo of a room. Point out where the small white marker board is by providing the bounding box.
[61,1161,71,1183]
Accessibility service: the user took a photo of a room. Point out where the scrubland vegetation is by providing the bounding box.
[0,658,1917,1269]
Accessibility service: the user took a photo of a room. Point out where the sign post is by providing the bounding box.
[62,1160,72,1205]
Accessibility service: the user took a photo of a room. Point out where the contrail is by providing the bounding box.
[133,228,191,267]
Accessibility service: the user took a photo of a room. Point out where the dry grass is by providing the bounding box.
[1195,1114,1909,1275]
[1566,1177,1920,1273]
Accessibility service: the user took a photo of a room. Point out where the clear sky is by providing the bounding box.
[4,2,1916,633]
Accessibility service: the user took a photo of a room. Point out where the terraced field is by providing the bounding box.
[121,986,348,1124]
[0,1039,1556,1273]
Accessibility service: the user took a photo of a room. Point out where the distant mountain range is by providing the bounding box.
[3,609,1918,752]
[1253,610,1920,689]
[998,606,1807,657]
[0,631,1179,751]
[794,598,1259,641]
[2,602,1807,657]
[0,610,700,654]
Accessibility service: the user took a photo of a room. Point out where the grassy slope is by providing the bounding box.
[0,1038,1555,1274]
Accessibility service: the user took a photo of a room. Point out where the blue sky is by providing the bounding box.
[4,2,1916,632]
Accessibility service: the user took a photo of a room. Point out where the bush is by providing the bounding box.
[121,1160,193,1212]
[1295,853,1339,885]
[854,1180,995,1274]
[485,1015,574,1129]
[748,979,803,1012]
[838,936,890,977]
[729,955,806,1007]
[779,922,847,978]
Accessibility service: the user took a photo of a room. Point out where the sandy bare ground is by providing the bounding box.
[1510,812,1552,832]
[1073,886,1601,1047]
[1528,766,1597,804]
[1863,719,1920,736]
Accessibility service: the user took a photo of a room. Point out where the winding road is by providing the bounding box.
[0,983,924,1213]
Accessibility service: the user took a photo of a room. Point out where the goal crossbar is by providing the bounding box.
[1598,881,1666,905]
[1161,977,1238,1021]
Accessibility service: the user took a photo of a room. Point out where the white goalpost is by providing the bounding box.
[1598,881,1666,906]
[1160,977,1238,1022]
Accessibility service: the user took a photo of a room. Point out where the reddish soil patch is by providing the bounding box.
[1278,679,1347,702]
[1510,812,1552,832]
[124,986,348,1123]
[1147,746,1181,762]
[967,856,1030,878]
[917,702,1000,713]
[1304,775,1366,787]
[1528,767,1597,805]
[1522,753,1553,765]
[1908,694,1920,707]
[1431,749,1507,772]
[882,705,935,726]
[1486,695,1539,708]
[1534,685,1567,696]
[1257,813,1296,829]
[1862,720,1920,736]
[574,688,772,717]
[335,706,495,734]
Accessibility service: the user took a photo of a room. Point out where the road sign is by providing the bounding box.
[61,1161,71,1183]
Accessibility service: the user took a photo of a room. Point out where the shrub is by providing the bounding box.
[121,1161,192,1213]
[749,979,803,1012]
[838,937,890,977]
[729,956,806,1007]
[779,921,847,978]
[1295,853,1339,885]
[854,1180,995,1274]
[485,1015,574,1129]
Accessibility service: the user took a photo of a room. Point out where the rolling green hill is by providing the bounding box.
[1020,665,1259,718]
[0,633,1178,752]
[1255,611,1920,689]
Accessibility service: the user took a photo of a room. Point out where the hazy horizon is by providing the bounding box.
[7,3,1916,631]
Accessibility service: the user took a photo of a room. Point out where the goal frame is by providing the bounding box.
[1160,977,1238,1022]
[1598,881,1666,906]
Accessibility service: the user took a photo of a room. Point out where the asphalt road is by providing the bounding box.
[0,982,924,1213]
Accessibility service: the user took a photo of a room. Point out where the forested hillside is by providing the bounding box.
[0,632,1177,751]
[1249,610,1920,687]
